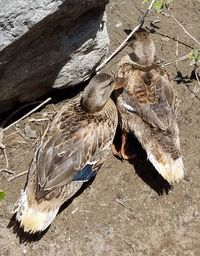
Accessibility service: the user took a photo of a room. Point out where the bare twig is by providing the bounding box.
[0,168,15,175]
[116,198,127,208]
[96,0,157,72]
[2,148,9,169]
[0,100,49,129]
[184,82,200,101]
[28,118,49,122]
[163,54,189,66]
[0,129,5,149]
[123,240,135,253]
[195,67,200,86]
[0,128,13,176]
[0,98,51,178]
[167,7,200,46]
[4,97,52,131]
[8,170,28,181]
[176,37,179,70]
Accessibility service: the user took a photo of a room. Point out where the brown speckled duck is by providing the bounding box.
[114,29,184,184]
[12,73,118,233]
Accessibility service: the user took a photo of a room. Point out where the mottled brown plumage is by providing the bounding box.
[13,73,118,233]
[115,29,184,184]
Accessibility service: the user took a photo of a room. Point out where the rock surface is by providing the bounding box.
[0,0,109,114]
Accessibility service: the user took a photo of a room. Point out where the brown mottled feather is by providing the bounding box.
[117,63,178,131]
[30,95,117,199]
[115,29,184,183]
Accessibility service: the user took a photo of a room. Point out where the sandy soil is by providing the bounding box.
[0,0,200,255]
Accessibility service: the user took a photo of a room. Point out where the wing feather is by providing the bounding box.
[121,67,177,131]
[34,99,111,192]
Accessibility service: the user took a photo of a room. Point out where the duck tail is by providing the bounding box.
[147,152,184,184]
[12,190,59,233]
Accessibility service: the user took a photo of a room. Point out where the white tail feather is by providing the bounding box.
[147,153,184,183]
[12,190,59,233]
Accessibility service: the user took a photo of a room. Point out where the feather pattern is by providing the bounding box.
[13,74,118,233]
[28,95,117,199]
[115,29,184,184]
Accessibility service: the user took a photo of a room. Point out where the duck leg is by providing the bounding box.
[112,131,135,160]
[120,131,136,160]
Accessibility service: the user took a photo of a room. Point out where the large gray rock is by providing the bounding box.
[0,0,109,113]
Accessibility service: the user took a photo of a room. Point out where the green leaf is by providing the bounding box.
[153,0,164,12]
[193,49,199,59]
[189,49,200,60]
[188,49,200,66]
[0,191,6,200]
[142,0,149,3]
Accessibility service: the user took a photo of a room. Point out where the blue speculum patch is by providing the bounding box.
[73,164,96,182]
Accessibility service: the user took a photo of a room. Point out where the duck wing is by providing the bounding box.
[33,98,111,194]
[123,68,178,131]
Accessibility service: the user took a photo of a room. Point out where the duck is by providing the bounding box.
[114,28,184,184]
[12,73,118,233]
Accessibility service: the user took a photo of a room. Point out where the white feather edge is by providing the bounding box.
[123,102,136,112]
[11,161,99,232]
[147,153,184,183]
[12,190,59,233]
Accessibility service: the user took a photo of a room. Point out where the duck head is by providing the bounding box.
[81,73,115,113]
[129,28,155,66]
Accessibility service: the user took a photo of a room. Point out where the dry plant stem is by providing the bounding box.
[0,129,13,175]
[3,148,9,168]
[195,67,200,86]
[8,170,28,181]
[163,54,189,66]
[123,240,135,253]
[0,168,15,175]
[1,100,47,129]
[0,98,51,176]
[4,97,52,131]
[167,7,200,46]
[28,118,49,122]
[176,37,179,70]
[96,0,157,72]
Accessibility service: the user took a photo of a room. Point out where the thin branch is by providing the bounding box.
[4,97,52,131]
[176,36,179,70]
[8,170,28,181]
[163,54,189,66]
[28,118,49,122]
[195,67,200,86]
[96,0,157,72]
[184,82,200,101]
[123,240,135,253]
[2,148,9,169]
[0,169,15,175]
[167,7,200,46]
[1,100,47,129]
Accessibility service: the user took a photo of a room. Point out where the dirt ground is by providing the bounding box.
[1,0,200,255]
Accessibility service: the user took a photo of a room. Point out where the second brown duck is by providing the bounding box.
[114,29,184,184]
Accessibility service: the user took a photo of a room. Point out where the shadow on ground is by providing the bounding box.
[113,126,172,195]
